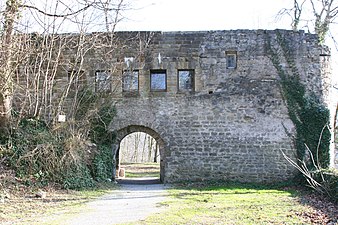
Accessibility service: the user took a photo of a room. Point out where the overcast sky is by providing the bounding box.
[117,0,293,31]
[13,0,328,34]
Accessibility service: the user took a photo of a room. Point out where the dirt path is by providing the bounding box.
[44,181,168,225]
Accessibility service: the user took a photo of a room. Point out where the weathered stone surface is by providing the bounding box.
[15,30,333,183]
[105,30,329,183]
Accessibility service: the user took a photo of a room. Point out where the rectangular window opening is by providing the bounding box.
[95,70,111,92]
[150,70,167,92]
[123,70,139,92]
[178,69,194,92]
[226,52,237,69]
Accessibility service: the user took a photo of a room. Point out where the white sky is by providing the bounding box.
[12,0,328,34]
[117,0,292,31]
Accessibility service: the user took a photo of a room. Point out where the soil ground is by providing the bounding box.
[0,163,167,225]
[44,182,169,225]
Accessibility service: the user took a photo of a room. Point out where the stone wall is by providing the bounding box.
[17,30,332,183]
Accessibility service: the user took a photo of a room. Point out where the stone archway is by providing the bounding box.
[113,125,166,183]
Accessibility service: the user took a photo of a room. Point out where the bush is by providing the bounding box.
[92,145,113,182]
[295,96,331,168]
[62,165,95,189]
[3,89,116,189]
[7,117,114,189]
[313,170,338,203]
[8,118,95,188]
[10,118,59,181]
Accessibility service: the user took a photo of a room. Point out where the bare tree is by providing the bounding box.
[277,0,338,43]
[310,0,338,42]
[277,0,307,31]
[0,0,127,130]
[0,0,20,131]
[120,132,159,163]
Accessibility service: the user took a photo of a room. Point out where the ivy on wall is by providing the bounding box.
[266,30,330,169]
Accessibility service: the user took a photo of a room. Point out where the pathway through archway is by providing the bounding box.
[114,125,166,184]
[42,183,168,225]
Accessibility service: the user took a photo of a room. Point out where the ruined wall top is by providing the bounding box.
[53,29,328,101]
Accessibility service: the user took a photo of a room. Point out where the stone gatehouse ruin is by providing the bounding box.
[14,29,334,183]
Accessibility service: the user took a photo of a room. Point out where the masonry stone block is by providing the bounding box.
[17,30,333,183]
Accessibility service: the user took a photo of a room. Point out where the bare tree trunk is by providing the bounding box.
[148,135,153,162]
[154,142,159,163]
[0,0,19,131]
[141,133,147,162]
[278,0,338,43]
[131,133,140,162]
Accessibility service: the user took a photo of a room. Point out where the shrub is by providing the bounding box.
[8,118,95,188]
[62,164,95,189]
[313,170,338,203]
[7,94,116,189]
[92,145,113,182]
[10,118,58,181]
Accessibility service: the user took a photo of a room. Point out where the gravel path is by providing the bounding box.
[55,181,168,225]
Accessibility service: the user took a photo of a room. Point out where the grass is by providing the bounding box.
[121,162,160,178]
[127,183,315,225]
[3,160,335,225]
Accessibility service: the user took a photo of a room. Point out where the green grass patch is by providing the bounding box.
[121,163,160,178]
[128,183,313,225]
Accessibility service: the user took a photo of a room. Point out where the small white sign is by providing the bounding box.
[58,114,66,122]
[124,57,134,68]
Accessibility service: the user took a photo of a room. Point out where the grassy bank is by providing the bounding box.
[121,163,160,178]
[127,183,337,225]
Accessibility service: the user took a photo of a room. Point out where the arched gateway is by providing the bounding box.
[103,30,334,183]
[113,125,166,182]
[40,30,330,183]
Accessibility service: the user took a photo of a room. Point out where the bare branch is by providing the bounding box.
[19,3,93,18]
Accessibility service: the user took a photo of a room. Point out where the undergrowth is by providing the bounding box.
[0,89,115,189]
